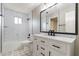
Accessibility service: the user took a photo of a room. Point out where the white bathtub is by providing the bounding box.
[2,38,33,56]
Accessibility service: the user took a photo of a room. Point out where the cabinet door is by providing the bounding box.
[49,48,65,56]
[33,38,40,56]
[33,37,40,56]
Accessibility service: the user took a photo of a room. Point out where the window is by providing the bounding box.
[18,18,22,24]
[14,17,22,24]
[14,17,18,24]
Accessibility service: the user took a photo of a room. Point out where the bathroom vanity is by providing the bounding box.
[33,34,76,56]
[32,3,77,56]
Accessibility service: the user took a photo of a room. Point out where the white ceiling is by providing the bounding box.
[3,3,41,14]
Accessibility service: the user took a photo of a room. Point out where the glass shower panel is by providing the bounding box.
[2,3,29,55]
[0,3,2,53]
[0,16,1,53]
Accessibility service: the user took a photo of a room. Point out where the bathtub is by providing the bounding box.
[2,38,33,56]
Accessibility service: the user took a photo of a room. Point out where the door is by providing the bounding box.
[33,38,40,56]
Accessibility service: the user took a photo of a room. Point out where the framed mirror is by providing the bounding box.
[40,3,78,35]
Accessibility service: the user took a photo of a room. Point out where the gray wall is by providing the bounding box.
[32,5,41,34]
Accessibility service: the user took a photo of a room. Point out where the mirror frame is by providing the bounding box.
[40,3,78,35]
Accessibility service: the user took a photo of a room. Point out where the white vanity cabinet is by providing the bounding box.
[33,36,40,56]
[33,36,49,56]
[49,39,74,56]
[49,48,65,56]
[33,34,75,56]
[48,41,66,56]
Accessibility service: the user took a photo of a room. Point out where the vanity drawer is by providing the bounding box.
[49,40,67,53]
[39,48,48,56]
[39,37,48,45]
[40,52,45,56]
[39,44,49,56]
[39,45,46,51]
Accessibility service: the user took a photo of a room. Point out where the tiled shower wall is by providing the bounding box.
[1,7,33,55]
[0,3,33,54]
[3,8,29,41]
